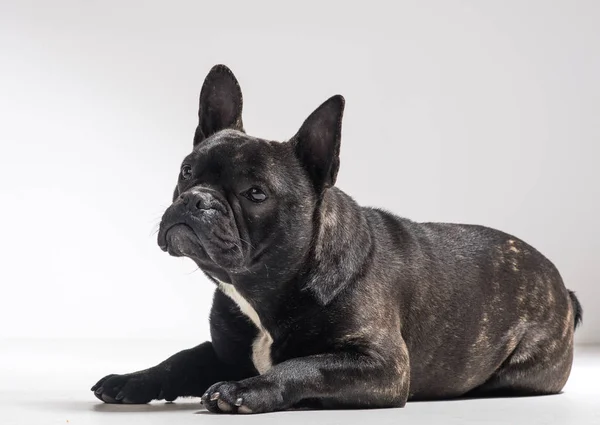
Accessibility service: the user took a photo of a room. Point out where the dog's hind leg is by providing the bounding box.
[467,313,576,398]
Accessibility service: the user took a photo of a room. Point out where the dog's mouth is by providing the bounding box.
[157,195,247,271]
[158,218,245,270]
[158,223,201,257]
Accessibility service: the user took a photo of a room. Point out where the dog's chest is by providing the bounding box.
[217,281,273,374]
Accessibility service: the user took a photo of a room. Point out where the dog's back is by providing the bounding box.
[360,209,579,399]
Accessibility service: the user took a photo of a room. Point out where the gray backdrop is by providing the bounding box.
[1,0,598,344]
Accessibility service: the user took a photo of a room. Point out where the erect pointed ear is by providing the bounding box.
[193,64,244,146]
[290,95,345,193]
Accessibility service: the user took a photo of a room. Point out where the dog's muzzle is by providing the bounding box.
[157,188,243,270]
[158,188,228,250]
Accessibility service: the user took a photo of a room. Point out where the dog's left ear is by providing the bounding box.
[290,95,345,194]
[194,64,244,146]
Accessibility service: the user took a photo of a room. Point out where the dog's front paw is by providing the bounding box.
[91,369,173,404]
[201,378,284,414]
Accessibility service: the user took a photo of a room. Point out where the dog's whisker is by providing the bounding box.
[186,267,201,275]
[239,238,255,250]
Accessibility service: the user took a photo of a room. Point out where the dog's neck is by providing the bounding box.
[210,187,373,329]
[302,187,374,305]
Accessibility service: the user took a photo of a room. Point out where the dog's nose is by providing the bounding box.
[181,191,211,210]
[180,190,227,215]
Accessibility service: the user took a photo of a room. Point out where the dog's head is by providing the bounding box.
[157,65,345,285]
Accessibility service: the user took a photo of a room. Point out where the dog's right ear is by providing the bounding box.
[193,65,244,146]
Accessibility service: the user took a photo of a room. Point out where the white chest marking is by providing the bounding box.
[217,280,273,374]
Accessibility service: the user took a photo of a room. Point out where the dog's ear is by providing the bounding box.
[290,95,345,194]
[193,65,244,146]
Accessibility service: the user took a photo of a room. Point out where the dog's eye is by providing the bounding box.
[181,165,192,180]
[244,187,267,203]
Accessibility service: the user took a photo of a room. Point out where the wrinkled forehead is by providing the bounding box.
[191,129,290,191]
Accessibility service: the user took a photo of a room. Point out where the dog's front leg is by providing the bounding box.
[91,342,253,404]
[201,348,410,414]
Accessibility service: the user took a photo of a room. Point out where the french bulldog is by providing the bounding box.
[91,64,582,414]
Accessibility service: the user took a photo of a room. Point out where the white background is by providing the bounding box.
[1,0,599,346]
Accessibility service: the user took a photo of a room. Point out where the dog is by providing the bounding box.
[91,64,582,414]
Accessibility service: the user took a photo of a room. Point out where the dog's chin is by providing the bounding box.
[164,224,203,258]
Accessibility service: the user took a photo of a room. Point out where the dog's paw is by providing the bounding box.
[91,370,174,404]
[201,378,284,414]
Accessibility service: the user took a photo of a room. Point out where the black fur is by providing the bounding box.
[91,65,582,414]
[568,290,583,329]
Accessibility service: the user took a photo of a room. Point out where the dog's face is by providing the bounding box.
[157,65,345,283]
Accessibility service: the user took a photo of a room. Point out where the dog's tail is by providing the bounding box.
[568,290,583,330]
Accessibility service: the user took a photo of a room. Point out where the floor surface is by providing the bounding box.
[1,339,598,425]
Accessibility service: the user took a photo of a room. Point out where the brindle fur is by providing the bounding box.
[91,65,583,413]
